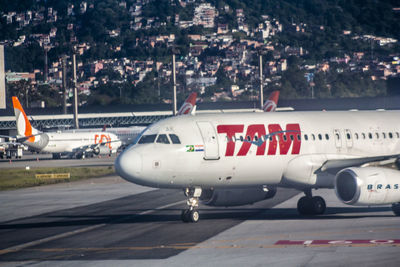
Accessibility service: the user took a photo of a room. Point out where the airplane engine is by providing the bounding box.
[334,167,400,205]
[93,146,111,155]
[200,187,277,207]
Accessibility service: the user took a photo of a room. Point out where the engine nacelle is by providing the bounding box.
[93,146,111,155]
[200,187,277,207]
[334,167,400,205]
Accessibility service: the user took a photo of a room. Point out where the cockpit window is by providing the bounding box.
[156,134,170,144]
[169,134,181,144]
[138,134,157,144]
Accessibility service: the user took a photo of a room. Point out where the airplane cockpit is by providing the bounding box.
[136,133,181,145]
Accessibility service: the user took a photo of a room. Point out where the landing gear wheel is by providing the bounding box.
[297,196,326,215]
[189,210,199,223]
[312,196,326,215]
[392,203,400,216]
[181,210,189,222]
[297,196,313,215]
[181,187,202,223]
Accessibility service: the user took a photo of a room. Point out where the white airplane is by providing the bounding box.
[12,96,122,159]
[64,92,199,148]
[115,109,400,222]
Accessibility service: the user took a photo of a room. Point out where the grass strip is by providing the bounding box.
[0,166,115,191]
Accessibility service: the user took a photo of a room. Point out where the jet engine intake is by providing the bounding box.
[200,187,277,207]
[334,167,400,205]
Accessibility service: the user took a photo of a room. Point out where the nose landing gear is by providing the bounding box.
[297,189,326,215]
[181,187,202,223]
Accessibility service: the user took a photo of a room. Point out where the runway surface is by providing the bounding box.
[0,175,399,266]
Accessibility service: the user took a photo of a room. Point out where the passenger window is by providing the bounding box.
[138,134,157,144]
[354,133,359,139]
[304,134,308,141]
[169,134,181,144]
[312,134,316,141]
[318,134,322,140]
[290,135,294,141]
[254,136,258,141]
[297,134,301,141]
[376,133,379,139]
[397,132,400,138]
[247,135,251,141]
[283,135,287,141]
[335,133,340,140]
[325,134,329,140]
[383,132,386,139]
[346,133,351,140]
[362,133,366,139]
[156,134,170,144]
[240,136,244,142]
[389,132,393,139]
[368,133,372,139]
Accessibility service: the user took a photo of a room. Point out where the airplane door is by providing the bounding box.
[333,129,342,148]
[196,121,220,160]
[344,129,353,148]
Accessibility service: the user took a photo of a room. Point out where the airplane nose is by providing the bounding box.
[115,149,142,183]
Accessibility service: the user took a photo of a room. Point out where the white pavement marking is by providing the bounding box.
[0,200,186,256]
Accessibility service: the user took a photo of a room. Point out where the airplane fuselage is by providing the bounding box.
[116,110,400,190]
[26,131,120,154]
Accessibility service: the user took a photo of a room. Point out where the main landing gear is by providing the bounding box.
[297,189,326,215]
[181,187,202,223]
[392,203,400,216]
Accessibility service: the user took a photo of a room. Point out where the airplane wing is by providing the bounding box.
[319,154,399,174]
[73,139,121,155]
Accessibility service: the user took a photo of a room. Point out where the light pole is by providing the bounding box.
[172,48,180,116]
[72,50,79,129]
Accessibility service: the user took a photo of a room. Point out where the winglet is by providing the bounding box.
[12,96,35,142]
[177,92,197,115]
[263,90,280,112]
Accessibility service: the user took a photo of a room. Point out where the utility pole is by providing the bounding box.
[259,53,263,109]
[62,55,67,114]
[44,47,49,82]
[172,52,177,116]
[72,52,79,129]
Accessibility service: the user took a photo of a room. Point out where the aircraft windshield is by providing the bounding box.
[138,134,157,144]
[169,134,181,144]
[156,134,170,144]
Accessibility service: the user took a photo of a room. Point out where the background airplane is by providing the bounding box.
[66,92,199,148]
[263,90,280,112]
[12,97,122,159]
[115,109,400,222]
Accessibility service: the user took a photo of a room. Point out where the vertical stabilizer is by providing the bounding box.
[12,96,38,142]
[177,92,197,115]
[263,90,280,112]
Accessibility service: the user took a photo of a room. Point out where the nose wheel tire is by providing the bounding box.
[181,209,199,223]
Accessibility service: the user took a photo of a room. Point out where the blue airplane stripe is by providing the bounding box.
[242,130,301,147]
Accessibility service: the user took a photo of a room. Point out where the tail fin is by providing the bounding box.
[177,92,197,115]
[263,90,280,112]
[12,96,37,142]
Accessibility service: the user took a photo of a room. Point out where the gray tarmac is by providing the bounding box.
[0,174,399,266]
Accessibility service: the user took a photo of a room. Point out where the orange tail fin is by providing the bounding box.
[12,97,35,142]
